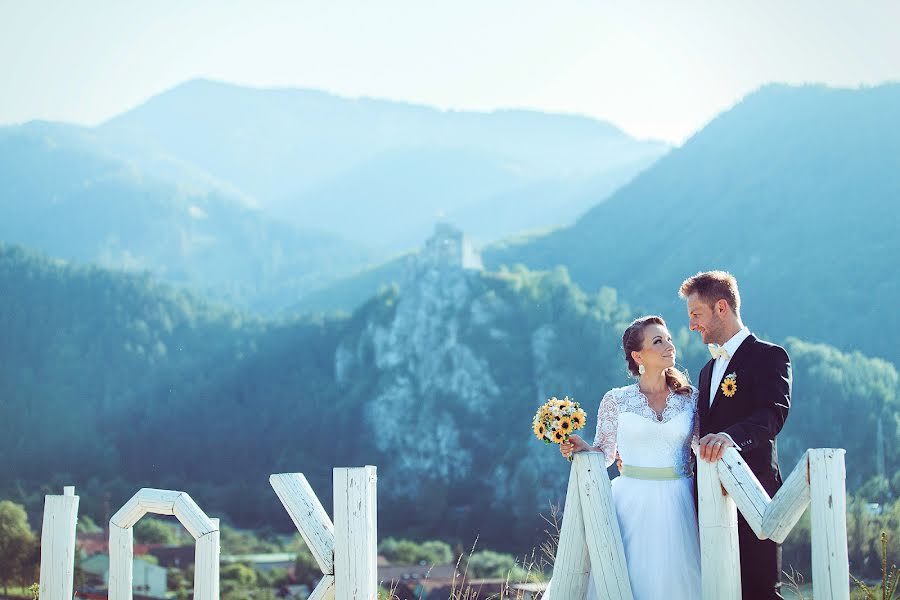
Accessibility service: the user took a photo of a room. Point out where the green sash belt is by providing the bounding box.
[620,465,692,480]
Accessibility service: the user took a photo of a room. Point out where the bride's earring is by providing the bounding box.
[638,363,645,375]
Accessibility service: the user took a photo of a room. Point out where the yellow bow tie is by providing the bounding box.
[708,344,730,360]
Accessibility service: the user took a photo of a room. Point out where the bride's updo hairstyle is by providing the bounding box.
[622,315,692,396]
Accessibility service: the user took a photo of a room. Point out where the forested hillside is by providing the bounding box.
[485,83,900,365]
[2,241,896,549]
[0,123,374,313]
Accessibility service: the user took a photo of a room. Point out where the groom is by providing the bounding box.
[680,271,791,600]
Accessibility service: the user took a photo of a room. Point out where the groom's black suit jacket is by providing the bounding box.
[698,333,792,599]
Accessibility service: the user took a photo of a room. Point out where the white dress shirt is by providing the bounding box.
[709,326,751,407]
[709,326,751,450]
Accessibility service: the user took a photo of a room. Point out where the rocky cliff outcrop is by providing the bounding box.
[333,225,631,542]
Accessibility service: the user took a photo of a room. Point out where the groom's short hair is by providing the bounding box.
[679,271,741,315]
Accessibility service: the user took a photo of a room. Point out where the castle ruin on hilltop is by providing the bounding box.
[406,223,484,281]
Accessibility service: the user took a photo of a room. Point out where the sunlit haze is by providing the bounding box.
[2,0,899,143]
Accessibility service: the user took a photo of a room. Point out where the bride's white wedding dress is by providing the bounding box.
[585,384,702,600]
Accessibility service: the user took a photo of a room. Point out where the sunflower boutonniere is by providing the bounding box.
[721,372,738,398]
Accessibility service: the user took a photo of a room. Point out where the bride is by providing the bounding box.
[560,315,701,600]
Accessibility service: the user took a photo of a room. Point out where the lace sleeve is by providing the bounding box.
[690,386,700,450]
[592,390,618,468]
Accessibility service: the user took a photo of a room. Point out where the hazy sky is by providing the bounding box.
[2,0,898,143]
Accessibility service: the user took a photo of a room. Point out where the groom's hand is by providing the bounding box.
[699,433,734,463]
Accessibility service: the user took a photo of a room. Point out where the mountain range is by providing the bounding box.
[0,121,370,312]
[99,79,668,250]
[0,79,666,312]
[485,83,900,365]
[297,83,900,366]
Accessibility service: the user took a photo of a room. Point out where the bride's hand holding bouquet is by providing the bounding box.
[559,433,590,459]
[531,396,588,461]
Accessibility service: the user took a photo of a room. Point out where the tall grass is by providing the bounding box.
[785,531,898,600]
[852,532,899,600]
[379,503,561,600]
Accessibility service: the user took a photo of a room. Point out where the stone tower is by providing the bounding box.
[404,223,484,285]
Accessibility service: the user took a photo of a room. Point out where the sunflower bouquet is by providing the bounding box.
[532,396,587,457]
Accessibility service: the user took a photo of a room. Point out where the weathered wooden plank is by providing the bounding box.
[39,489,80,600]
[193,518,220,600]
[110,488,180,528]
[809,449,849,600]
[110,495,144,530]
[132,488,181,515]
[309,575,337,600]
[543,456,590,600]
[714,449,812,542]
[108,523,134,600]
[109,488,218,600]
[173,493,216,540]
[576,452,633,600]
[334,466,378,600]
[270,472,336,575]
[717,447,769,536]
[697,457,741,600]
[762,452,811,543]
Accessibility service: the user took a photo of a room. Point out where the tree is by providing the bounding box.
[465,549,525,580]
[0,500,37,593]
[293,545,321,586]
[419,540,453,565]
[133,517,177,545]
[377,537,452,565]
[167,567,191,600]
[76,514,102,535]
[220,563,258,599]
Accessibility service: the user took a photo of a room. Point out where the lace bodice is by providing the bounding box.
[592,384,699,474]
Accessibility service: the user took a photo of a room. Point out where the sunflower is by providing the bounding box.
[533,421,546,440]
[570,411,584,429]
[721,375,738,398]
[552,429,566,443]
[558,417,573,434]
